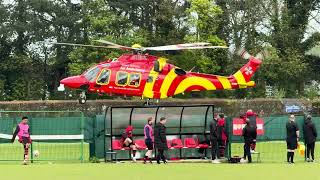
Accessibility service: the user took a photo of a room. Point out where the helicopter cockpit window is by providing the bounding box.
[116,72,128,86]
[83,66,100,82]
[129,73,141,87]
[96,69,111,84]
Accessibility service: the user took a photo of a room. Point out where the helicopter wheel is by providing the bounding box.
[79,91,87,104]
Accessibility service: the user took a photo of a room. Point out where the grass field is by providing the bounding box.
[1,163,320,180]
[1,141,320,180]
[0,142,89,161]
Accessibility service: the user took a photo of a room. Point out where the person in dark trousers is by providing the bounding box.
[198,134,210,159]
[154,117,168,164]
[11,116,32,165]
[241,118,257,163]
[286,114,299,164]
[303,115,317,162]
[143,117,154,164]
[209,117,220,164]
[217,114,228,158]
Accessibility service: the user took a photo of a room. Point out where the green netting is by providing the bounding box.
[0,111,87,162]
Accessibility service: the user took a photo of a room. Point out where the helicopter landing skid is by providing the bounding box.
[143,99,160,106]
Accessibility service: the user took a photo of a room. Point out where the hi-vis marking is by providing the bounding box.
[142,68,159,98]
[233,70,246,85]
[160,68,178,98]
[174,77,216,95]
[217,76,231,89]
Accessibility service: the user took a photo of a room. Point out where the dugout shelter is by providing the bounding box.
[102,105,231,162]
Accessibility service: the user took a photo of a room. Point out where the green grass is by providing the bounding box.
[1,163,320,180]
[231,141,320,163]
[1,141,320,180]
[0,142,89,161]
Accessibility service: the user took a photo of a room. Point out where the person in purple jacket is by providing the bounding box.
[143,117,154,164]
[11,116,32,165]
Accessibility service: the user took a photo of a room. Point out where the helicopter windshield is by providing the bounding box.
[83,66,100,82]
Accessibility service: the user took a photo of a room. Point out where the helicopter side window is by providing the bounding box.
[129,73,141,87]
[96,69,111,85]
[116,72,128,86]
[83,66,100,82]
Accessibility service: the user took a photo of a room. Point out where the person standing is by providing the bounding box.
[11,116,32,165]
[246,109,258,152]
[154,117,168,164]
[209,117,220,163]
[241,118,257,163]
[303,115,317,162]
[217,114,228,159]
[143,117,154,164]
[286,114,299,164]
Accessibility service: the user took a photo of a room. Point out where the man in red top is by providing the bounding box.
[120,125,138,162]
[217,114,228,158]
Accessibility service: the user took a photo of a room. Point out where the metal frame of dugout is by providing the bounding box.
[103,104,231,162]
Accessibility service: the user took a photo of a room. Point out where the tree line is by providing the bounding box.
[0,0,319,101]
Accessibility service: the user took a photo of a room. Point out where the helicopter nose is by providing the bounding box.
[59,75,88,89]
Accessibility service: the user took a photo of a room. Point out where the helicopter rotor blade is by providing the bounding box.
[94,40,137,51]
[143,43,227,51]
[53,42,110,48]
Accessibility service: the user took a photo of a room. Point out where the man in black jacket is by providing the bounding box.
[286,115,299,164]
[210,117,220,164]
[241,118,257,163]
[303,115,317,162]
[154,117,168,164]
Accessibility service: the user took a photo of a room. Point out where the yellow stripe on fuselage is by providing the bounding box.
[142,68,159,98]
[217,76,232,89]
[159,68,177,98]
[174,77,216,95]
[233,71,246,87]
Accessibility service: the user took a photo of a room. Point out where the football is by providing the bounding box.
[33,150,40,157]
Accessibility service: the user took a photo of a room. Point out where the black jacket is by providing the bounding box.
[242,124,257,143]
[209,119,219,141]
[303,119,317,144]
[154,122,168,150]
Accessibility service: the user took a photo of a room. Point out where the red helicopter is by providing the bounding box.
[55,40,263,104]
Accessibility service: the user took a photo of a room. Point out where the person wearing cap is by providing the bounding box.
[303,115,317,162]
[286,114,299,164]
[246,109,258,152]
[120,125,138,162]
[241,118,257,163]
[154,117,168,164]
